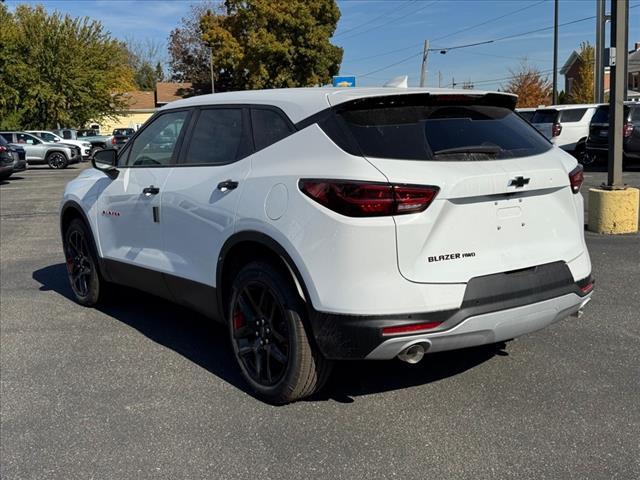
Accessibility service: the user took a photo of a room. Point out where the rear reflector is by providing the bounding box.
[569,165,584,194]
[382,322,442,336]
[623,122,634,138]
[580,282,594,294]
[299,180,439,217]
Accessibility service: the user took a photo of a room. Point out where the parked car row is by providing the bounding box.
[0,131,82,169]
[517,102,640,166]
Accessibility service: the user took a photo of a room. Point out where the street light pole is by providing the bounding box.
[419,40,430,88]
[595,0,605,103]
[552,0,559,104]
[209,46,215,93]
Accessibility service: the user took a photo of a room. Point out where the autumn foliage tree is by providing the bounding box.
[503,61,551,108]
[199,0,343,91]
[568,42,595,104]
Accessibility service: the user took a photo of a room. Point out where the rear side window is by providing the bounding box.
[251,108,294,151]
[591,106,633,124]
[184,108,244,165]
[0,133,12,142]
[531,109,558,124]
[559,108,587,122]
[631,107,640,122]
[332,103,551,161]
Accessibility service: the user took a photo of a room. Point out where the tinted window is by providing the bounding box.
[125,110,188,166]
[517,111,535,122]
[184,109,243,165]
[36,132,58,142]
[0,133,12,142]
[531,109,559,124]
[631,106,640,122]
[0,135,7,146]
[251,108,293,151]
[336,104,551,161]
[559,108,587,122]
[591,106,633,124]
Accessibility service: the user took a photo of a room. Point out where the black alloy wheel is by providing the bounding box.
[63,219,109,306]
[47,152,67,169]
[232,281,290,386]
[229,262,331,404]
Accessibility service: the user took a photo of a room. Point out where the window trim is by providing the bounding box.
[117,107,194,168]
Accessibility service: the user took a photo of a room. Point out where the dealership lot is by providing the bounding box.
[1,164,639,479]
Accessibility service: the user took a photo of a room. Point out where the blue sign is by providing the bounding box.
[332,76,356,88]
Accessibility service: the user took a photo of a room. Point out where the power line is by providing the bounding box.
[431,0,548,43]
[334,0,417,38]
[338,0,441,41]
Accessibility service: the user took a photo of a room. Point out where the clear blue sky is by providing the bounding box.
[6,0,640,90]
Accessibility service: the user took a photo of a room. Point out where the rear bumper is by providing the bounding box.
[308,262,593,360]
[366,293,591,359]
[12,159,27,172]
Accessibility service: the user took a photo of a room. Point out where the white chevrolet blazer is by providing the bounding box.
[60,87,594,403]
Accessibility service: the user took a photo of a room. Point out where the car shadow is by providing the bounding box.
[33,263,504,405]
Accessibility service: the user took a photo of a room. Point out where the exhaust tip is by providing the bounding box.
[397,343,427,364]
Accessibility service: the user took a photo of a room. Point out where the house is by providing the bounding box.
[97,82,194,134]
[561,42,640,101]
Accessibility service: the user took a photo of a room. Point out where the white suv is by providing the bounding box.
[531,104,599,160]
[60,88,594,403]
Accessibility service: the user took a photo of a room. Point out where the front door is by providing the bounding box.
[96,109,191,290]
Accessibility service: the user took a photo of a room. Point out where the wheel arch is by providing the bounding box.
[216,231,313,322]
[47,148,70,160]
[60,201,107,279]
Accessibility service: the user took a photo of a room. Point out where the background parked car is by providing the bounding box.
[0,135,20,180]
[53,128,112,157]
[0,131,81,169]
[531,104,598,161]
[585,102,640,165]
[27,130,93,161]
[516,107,537,123]
[110,127,135,150]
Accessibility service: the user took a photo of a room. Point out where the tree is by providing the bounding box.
[125,37,166,91]
[199,0,343,91]
[503,61,551,108]
[568,42,595,104]
[168,2,218,88]
[0,4,134,129]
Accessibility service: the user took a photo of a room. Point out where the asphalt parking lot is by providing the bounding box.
[1,163,639,479]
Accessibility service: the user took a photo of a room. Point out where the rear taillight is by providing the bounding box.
[0,146,7,152]
[552,123,562,137]
[569,165,584,194]
[382,322,442,336]
[623,122,634,138]
[299,180,439,217]
[111,137,116,145]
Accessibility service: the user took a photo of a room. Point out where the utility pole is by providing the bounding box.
[209,46,215,93]
[419,40,430,87]
[595,0,606,103]
[438,71,442,88]
[552,0,559,104]
[607,0,628,188]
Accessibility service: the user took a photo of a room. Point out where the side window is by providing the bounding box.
[560,108,587,123]
[17,133,38,144]
[251,108,294,151]
[184,108,243,165]
[631,107,640,122]
[124,110,188,166]
[0,133,13,142]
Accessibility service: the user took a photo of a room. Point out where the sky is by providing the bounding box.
[5,0,640,90]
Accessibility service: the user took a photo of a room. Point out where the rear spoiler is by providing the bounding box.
[333,92,518,113]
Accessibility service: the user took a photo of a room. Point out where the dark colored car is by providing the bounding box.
[585,103,640,164]
[110,128,135,150]
[0,135,27,180]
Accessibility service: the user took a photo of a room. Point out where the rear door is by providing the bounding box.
[556,108,588,149]
[328,94,584,283]
[531,109,558,139]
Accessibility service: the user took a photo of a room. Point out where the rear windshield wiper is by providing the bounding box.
[433,145,502,156]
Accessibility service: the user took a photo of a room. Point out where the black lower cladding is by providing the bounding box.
[308,262,591,360]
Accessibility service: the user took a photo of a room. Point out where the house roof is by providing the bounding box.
[161,87,515,123]
[560,50,581,75]
[156,82,194,104]
[122,91,155,110]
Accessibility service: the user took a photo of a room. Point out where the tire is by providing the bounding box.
[575,143,590,165]
[228,261,331,404]
[63,218,111,306]
[0,172,12,180]
[47,151,68,169]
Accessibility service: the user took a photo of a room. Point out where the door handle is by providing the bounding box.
[217,179,239,192]
[143,185,160,196]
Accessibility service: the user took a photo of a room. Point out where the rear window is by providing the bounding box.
[531,109,558,124]
[331,101,551,161]
[591,106,632,124]
[559,108,587,122]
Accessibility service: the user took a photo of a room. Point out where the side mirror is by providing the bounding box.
[92,148,119,179]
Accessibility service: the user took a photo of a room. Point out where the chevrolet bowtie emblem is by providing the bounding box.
[508,176,530,188]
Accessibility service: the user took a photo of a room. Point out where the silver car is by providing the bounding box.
[0,131,81,169]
